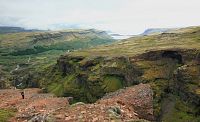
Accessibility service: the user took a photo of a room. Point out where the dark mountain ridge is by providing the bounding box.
[0,26,41,34]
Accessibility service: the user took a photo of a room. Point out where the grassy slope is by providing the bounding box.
[70,26,200,57]
[0,29,115,88]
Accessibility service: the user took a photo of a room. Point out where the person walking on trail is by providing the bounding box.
[21,91,25,99]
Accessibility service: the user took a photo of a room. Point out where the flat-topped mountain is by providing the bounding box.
[0,26,40,34]
[141,28,171,35]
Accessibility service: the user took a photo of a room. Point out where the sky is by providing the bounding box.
[0,0,200,35]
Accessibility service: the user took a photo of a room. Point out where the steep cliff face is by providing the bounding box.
[175,65,200,102]
[42,55,142,103]
[132,49,200,121]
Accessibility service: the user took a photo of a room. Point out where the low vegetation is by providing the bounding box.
[0,109,16,122]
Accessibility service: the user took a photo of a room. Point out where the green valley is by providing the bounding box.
[0,29,115,89]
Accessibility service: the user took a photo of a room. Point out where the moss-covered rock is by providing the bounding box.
[42,56,141,103]
[133,49,200,121]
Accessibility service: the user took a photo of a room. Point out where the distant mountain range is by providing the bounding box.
[141,28,174,35]
[0,26,41,34]
[0,26,177,39]
[109,28,177,39]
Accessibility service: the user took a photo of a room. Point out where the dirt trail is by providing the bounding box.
[0,88,68,122]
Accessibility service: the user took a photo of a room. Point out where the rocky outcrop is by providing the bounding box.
[173,64,200,107]
[133,48,200,121]
[0,84,153,122]
[50,83,154,122]
[31,32,63,43]
[44,55,142,103]
[57,55,84,75]
[135,48,199,63]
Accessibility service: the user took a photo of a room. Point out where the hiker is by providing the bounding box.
[67,97,73,105]
[21,91,25,99]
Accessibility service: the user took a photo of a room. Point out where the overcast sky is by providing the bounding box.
[0,0,200,34]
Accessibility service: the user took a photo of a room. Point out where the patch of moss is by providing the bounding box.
[0,109,16,122]
[47,83,64,96]
[102,75,124,92]
[140,59,178,82]
[87,74,100,81]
